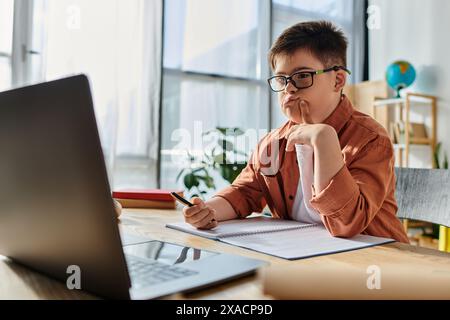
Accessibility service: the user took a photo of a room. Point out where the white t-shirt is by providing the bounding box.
[291,144,323,224]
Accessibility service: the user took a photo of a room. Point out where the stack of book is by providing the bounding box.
[112,189,184,209]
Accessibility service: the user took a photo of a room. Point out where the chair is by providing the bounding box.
[395,167,450,251]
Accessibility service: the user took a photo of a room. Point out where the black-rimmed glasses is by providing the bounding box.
[267,65,351,92]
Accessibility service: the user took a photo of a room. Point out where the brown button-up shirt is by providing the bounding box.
[213,96,409,243]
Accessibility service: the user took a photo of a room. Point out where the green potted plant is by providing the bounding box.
[176,127,248,199]
[176,150,216,199]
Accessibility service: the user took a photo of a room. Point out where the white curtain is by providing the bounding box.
[34,0,162,188]
[0,0,14,91]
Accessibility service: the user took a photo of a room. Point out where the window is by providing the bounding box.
[0,0,14,91]
[160,0,271,192]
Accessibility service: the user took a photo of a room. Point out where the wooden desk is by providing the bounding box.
[1,208,450,299]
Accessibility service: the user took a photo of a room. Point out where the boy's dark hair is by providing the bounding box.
[269,20,348,70]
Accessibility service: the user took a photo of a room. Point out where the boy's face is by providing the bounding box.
[273,49,345,124]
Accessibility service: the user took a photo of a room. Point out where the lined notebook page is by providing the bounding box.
[166,217,315,240]
[222,225,394,260]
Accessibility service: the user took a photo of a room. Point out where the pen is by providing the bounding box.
[170,192,217,223]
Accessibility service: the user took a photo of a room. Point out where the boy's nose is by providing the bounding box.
[284,80,298,94]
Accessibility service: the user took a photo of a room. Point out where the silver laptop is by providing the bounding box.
[0,75,266,299]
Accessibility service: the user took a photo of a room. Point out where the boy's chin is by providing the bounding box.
[282,110,300,124]
[284,114,303,124]
[289,117,313,125]
[283,109,314,124]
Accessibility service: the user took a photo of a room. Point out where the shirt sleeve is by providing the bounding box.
[309,136,395,237]
[212,144,266,219]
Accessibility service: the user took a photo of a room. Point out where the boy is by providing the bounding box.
[182,21,409,243]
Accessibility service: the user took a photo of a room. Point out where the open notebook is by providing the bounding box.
[166,217,395,260]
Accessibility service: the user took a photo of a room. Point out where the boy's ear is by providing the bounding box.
[334,71,347,93]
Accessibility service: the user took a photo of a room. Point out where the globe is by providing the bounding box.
[386,60,416,97]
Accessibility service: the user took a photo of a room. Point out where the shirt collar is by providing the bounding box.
[276,95,354,140]
[322,94,354,134]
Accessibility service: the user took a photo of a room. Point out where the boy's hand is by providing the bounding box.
[183,197,218,230]
[285,100,335,151]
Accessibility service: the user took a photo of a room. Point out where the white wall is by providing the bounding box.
[369,0,450,168]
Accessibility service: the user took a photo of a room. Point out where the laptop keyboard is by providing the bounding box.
[126,255,199,288]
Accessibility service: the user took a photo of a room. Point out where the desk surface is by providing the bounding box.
[1,208,450,299]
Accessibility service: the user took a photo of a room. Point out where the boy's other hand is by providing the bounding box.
[182,197,218,230]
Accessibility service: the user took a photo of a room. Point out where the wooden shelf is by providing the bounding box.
[374,94,437,107]
[373,97,405,107]
[411,137,433,145]
[372,92,437,168]
[394,138,433,149]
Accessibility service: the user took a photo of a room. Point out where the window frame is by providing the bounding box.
[158,0,272,187]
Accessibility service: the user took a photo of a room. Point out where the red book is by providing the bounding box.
[112,189,184,202]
